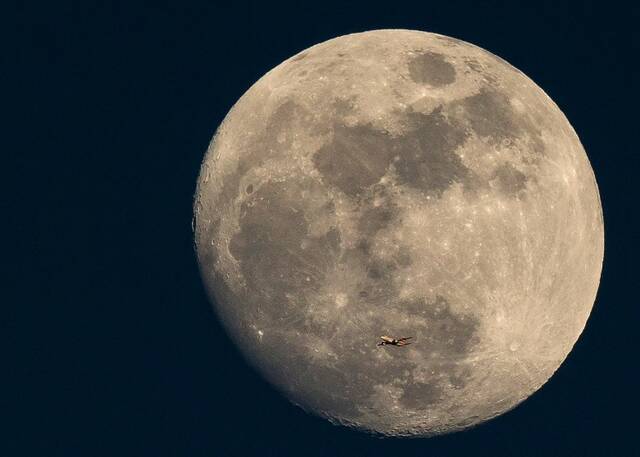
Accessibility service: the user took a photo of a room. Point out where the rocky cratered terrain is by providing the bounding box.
[193,30,604,437]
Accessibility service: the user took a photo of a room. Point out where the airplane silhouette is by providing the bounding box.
[377,336,413,347]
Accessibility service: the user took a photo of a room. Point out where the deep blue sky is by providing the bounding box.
[8,1,638,456]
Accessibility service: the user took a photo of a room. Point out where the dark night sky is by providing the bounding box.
[8,1,639,455]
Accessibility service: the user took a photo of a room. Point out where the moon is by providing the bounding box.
[193,30,604,437]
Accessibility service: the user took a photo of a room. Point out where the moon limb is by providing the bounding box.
[194,30,604,436]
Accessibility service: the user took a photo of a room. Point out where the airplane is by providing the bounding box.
[377,336,413,347]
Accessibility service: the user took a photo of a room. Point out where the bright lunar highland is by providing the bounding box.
[194,30,604,436]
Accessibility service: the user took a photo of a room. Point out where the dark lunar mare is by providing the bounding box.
[222,156,483,425]
[407,51,457,87]
[313,89,542,202]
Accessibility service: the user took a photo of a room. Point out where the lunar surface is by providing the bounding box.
[193,30,603,436]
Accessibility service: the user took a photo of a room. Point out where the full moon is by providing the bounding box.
[193,30,603,436]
